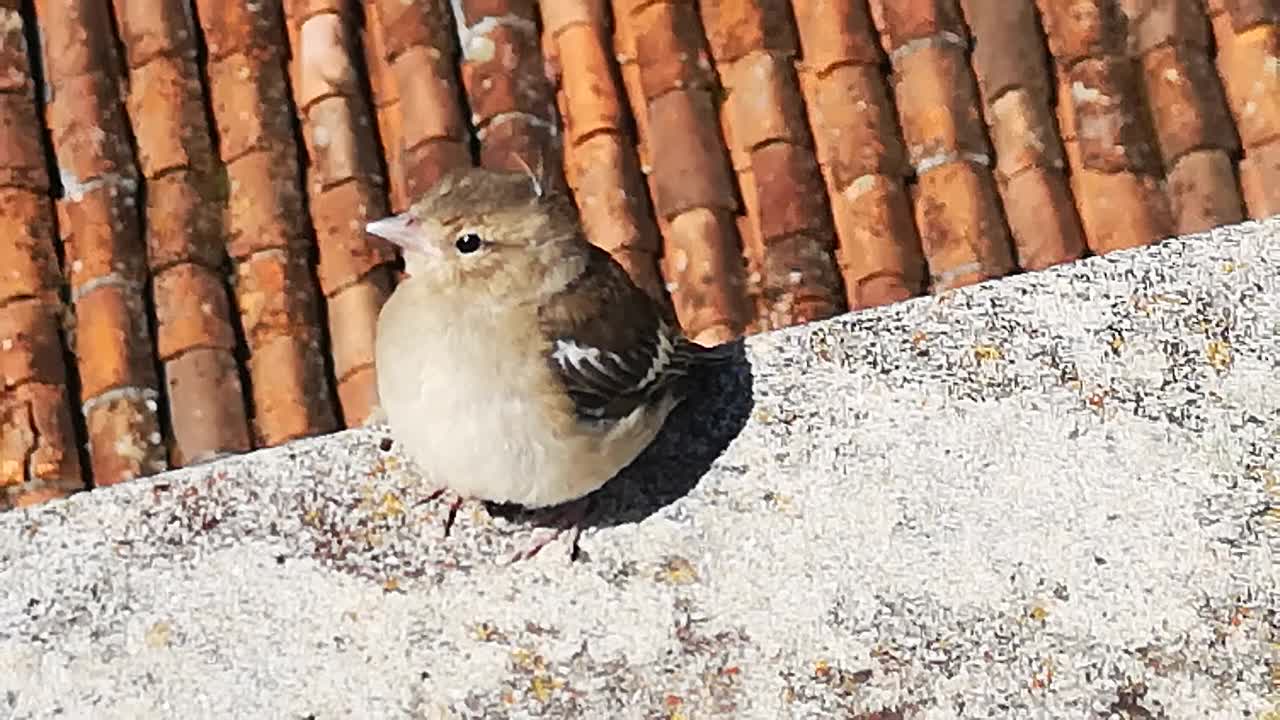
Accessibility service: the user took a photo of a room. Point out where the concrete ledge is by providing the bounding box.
[3,219,1279,718]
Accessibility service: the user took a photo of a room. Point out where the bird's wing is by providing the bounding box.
[537,244,723,422]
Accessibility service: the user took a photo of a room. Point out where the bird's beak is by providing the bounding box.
[366,213,424,252]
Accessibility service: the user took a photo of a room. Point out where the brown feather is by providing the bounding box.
[538,243,728,421]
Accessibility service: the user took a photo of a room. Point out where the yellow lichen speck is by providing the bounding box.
[145,621,172,648]
[658,557,699,585]
[377,492,404,518]
[529,674,561,703]
[973,344,1003,362]
[1206,339,1232,369]
[472,622,498,641]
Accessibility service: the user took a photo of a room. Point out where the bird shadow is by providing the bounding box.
[485,339,756,533]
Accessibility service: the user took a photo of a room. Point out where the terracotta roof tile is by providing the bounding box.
[368,0,472,203]
[1,383,82,508]
[962,0,1086,271]
[1044,0,1176,253]
[705,4,845,330]
[359,4,401,209]
[114,0,254,468]
[1037,0,1129,63]
[1209,2,1280,216]
[371,0,455,61]
[33,0,170,488]
[873,0,970,50]
[5,0,1280,511]
[0,6,81,507]
[700,0,797,62]
[197,0,284,60]
[456,0,561,177]
[1130,1,1245,234]
[793,1,926,309]
[114,0,197,67]
[793,0,884,70]
[0,93,49,192]
[283,3,397,426]
[0,190,59,303]
[542,0,667,303]
[614,0,750,343]
[876,0,1016,291]
[390,47,469,147]
[194,0,338,447]
[628,1,717,97]
[1122,0,1212,54]
[206,54,296,165]
[1219,0,1280,29]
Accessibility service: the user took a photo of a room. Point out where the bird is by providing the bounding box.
[366,165,734,562]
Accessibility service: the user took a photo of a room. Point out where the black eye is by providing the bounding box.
[455,233,483,254]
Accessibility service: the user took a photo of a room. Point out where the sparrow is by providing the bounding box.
[366,165,733,561]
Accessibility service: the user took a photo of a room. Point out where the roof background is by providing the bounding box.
[2,0,1278,509]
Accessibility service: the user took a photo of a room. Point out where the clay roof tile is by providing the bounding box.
[703,4,845,329]
[1043,0,1176,253]
[284,4,399,426]
[33,0,174,488]
[369,0,473,200]
[457,0,560,177]
[0,6,81,507]
[962,0,1086,271]
[542,0,667,304]
[615,0,749,343]
[195,0,339,446]
[876,0,1016,291]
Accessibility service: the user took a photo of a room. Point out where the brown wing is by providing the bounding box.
[537,244,719,422]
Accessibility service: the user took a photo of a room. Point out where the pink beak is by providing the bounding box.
[366,213,422,251]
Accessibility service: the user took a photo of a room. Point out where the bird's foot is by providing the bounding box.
[417,487,464,539]
[502,497,590,564]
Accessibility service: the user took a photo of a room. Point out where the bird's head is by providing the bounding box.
[365,166,587,304]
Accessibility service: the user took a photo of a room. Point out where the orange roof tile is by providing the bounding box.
[283,2,397,425]
[793,1,926,309]
[2,0,1279,509]
[194,0,340,448]
[704,1,847,331]
[963,0,1087,271]
[114,0,255,469]
[543,0,667,303]
[34,0,170,491]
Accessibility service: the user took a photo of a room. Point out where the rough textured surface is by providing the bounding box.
[2,218,1278,718]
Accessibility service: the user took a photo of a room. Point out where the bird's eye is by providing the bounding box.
[455,233,483,254]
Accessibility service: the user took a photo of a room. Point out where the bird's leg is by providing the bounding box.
[503,497,591,564]
[415,487,465,539]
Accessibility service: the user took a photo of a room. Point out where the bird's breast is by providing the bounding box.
[375,295,594,505]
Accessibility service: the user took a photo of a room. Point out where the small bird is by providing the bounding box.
[367,165,732,561]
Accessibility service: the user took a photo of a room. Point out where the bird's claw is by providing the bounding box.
[502,497,590,564]
[417,487,464,539]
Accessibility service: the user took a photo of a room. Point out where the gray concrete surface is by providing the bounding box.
[2,219,1279,719]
